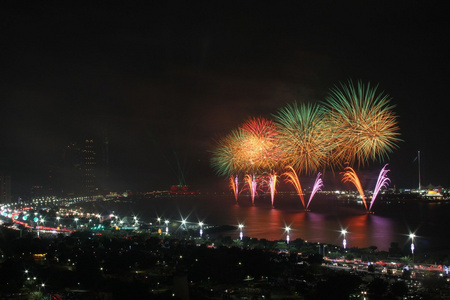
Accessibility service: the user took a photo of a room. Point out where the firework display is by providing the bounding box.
[210,81,400,209]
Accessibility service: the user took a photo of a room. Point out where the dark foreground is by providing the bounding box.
[1,226,449,300]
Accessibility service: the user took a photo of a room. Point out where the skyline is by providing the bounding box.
[1,2,449,196]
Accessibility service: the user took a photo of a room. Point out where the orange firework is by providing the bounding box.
[341,166,368,211]
[229,175,239,202]
[268,172,277,208]
[239,117,282,173]
[282,166,305,208]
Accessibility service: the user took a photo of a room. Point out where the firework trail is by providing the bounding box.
[324,80,401,167]
[283,166,305,208]
[341,166,368,211]
[268,172,278,208]
[244,174,258,205]
[369,164,390,211]
[229,175,239,202]
[306,172,324,210]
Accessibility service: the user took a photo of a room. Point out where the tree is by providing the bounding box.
[345,253,355,261]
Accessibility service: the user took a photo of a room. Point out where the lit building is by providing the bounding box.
[61,137,109,196]
[82,139,97,195]
[0,174,11,204]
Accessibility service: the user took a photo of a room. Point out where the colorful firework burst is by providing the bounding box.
[239,117,282,173]
[274,102,334,174]
[324,80,401,167]
[210,128,247,176]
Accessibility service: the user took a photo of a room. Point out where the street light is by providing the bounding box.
[410,233,416,267]
[409,233,415,255]
[285,226,291,244]
[238,224,244,240]
[341,229,348,249]
[199,222,204,237]
[165,220,169,234]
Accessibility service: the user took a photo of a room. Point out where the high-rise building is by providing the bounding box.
[61,136,109,196]
[82,139,97,195]
[0,174,11,204]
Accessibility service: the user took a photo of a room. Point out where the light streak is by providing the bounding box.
[306,172,324,210]
[369,164,390,211]
[283,166,305,208]
[341,166,368,211]
[269,172,277,208]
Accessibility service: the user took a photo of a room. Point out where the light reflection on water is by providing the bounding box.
[78,194,450,251]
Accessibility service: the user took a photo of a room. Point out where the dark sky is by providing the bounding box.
[1,1,449,195]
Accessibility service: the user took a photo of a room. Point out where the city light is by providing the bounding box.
[410,233,416,255]
[285,226,291,244]
[341,229,348,249]
[238,223,244,241]
[199,221,203,237]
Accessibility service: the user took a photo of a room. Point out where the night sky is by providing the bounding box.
[1,2,449,196]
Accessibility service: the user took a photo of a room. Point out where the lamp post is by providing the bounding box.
[199,222,203,237]
[341,229,347,249]
[165,220,169,234]
[238,224,244,240]
[410,233,415,267]
[285,226,291,244]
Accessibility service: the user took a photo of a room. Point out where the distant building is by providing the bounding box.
[61,137,109,196]
[0,174,11,204]
[82,139,97,195]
